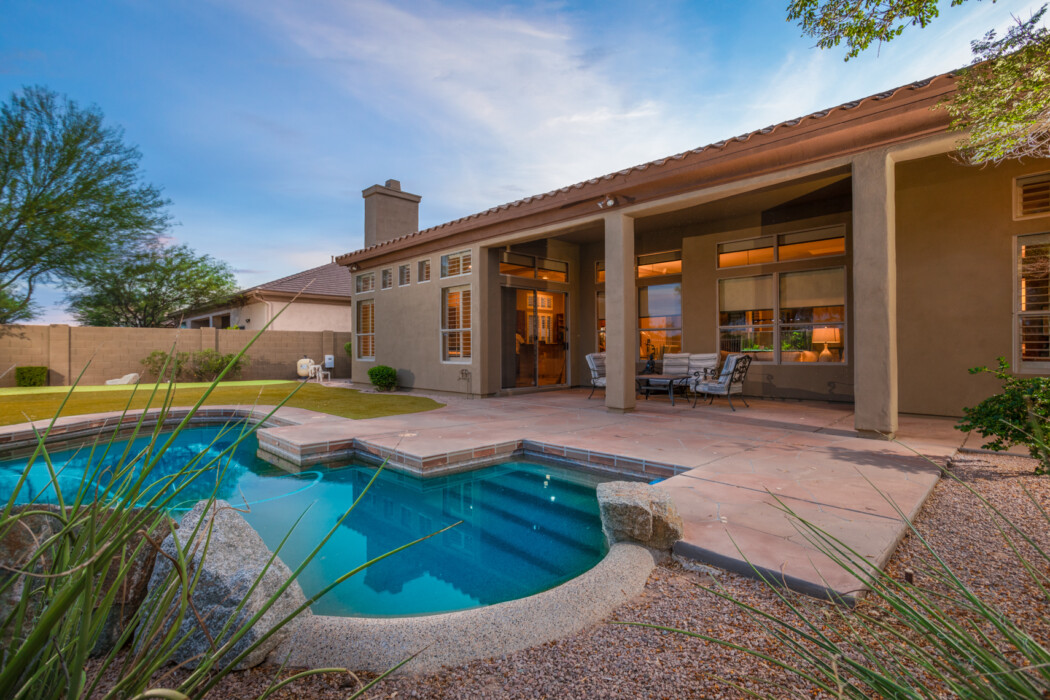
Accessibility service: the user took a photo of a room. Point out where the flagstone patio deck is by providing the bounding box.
[256,388,962,602]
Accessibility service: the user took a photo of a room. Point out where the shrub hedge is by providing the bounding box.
[15,366,48,387]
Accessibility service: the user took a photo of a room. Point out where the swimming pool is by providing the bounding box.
[0,426,615,617]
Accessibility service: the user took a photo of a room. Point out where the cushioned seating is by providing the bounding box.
[693,353,752,410]
[585,352,606,399]
[686,353,720,394]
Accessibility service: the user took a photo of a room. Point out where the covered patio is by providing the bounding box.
[257,388,964,601]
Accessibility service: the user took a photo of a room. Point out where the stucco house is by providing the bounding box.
[336,71,1050,439]
[177,262,353,332]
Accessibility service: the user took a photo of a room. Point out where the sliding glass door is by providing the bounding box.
[501,288,567,389]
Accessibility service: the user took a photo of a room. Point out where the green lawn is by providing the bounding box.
[0,382,444,426]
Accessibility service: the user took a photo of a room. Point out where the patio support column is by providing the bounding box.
[852,149,898,438]
[604,212,637,412]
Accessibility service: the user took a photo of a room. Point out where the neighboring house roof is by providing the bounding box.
[337,72,958,267]
[177,262,352,319]
[245,262,353,299]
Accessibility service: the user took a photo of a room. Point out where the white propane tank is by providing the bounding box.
[296,357,313,378]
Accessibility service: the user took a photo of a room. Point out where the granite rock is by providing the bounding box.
[137,500,310,669]
[596,482,683,550]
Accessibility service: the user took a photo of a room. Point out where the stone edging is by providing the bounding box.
[272,542,657,675]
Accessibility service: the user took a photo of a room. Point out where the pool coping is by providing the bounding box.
[0,406,675,483]
[273,542,657,675]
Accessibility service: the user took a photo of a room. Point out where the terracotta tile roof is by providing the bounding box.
[246,262,353,298]
[337,73,947,262]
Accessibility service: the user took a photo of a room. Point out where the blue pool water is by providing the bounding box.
[0,426,615,617]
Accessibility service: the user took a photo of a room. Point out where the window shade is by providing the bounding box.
[719,275,774,312]
[780,269,844,308]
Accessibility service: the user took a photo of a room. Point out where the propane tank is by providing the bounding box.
[296,356,313,378]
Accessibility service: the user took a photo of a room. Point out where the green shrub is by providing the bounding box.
[186,349,249,382]
[956,357,1050,473]
[368,365,398,391]
[15,366,47,387]
[140,349,248,383]
[140,350,189,381]
[344,341,352,358]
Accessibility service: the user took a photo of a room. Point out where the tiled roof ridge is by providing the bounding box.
[340,72,949,260]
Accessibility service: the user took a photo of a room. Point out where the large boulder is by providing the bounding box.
[596,481,683,550]
[136,500,310,669]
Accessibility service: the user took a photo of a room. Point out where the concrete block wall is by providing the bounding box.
[0,325,50,385]
[0,325,352,387]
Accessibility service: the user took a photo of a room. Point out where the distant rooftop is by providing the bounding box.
[245,262,353,299]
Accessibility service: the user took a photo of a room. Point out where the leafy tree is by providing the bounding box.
[788,1,1050,164]
[0,86,170,323]
[67,243,237,327]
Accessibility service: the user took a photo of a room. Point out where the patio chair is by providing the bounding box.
[585,352,606,399]
[687,353,720,384]
[692,353,752,410]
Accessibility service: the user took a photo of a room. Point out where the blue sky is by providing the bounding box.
[2,0,1043,323]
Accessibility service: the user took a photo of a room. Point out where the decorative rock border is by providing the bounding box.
[272,542,656,675]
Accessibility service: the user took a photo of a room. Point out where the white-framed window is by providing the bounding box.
[718,267,846,364]
[357,299,375,360]
[398,264,410,286]
[1016,173,1050,220]
[441,250,472,278]
[1017,233,1050,370]
[355,271,375,293]
[418,259,431,282]
[441,285,471,362]
[381,269,393,290]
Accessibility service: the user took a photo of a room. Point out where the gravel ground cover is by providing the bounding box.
[87,451,1050,698]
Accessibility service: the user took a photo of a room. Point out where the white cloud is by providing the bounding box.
[238,0,697,211]
[226,0,1045,232]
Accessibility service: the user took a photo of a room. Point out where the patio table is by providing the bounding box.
[635,373,692,407]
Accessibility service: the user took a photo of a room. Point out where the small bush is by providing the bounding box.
[140,350,188,381]
[140,349,248,382]
[344,341,352,358]
[368,365,398,391]
[15,366,47,387]
[187,349,249,382]
[956,357,1050,473]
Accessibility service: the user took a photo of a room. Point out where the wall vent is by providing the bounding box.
[1017,173,1050,219]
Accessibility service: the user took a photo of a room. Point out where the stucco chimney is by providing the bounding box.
[362,179,421,248]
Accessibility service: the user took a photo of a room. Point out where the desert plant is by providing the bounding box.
[0,308,432,697]
[368,365,398,391]
[957,357,1050,471]
[624,452,1050,698]
[15,366,47,387]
